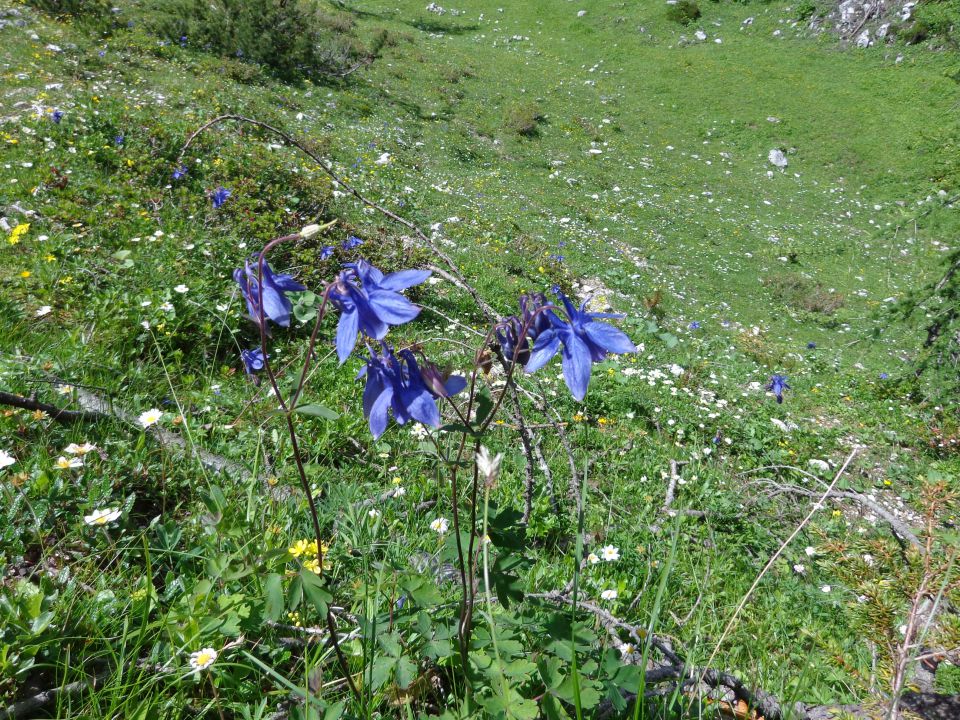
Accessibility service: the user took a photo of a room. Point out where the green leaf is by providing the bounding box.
[294,404,339,420]
[299,570,331,615]
[540,693,569,720]
[370,655,396,691]
[475,390,493,425]
[395,655,418,689]
[658,332,679,348]
[538,655,564,689]
[378,631,402,658]
[264,573,284,623]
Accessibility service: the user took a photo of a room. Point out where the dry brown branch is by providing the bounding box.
[753,480,923,552]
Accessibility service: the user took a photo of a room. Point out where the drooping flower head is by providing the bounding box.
[343,235,364,250]
[525,291,636,401]
[211,187,231,208]
[327,260,430,363]
[172,165,188,180]
[495,293,554,366]
[233,255,306,331]
[767,374,791,404]
[358,344,465,438]
[241,347,265,375]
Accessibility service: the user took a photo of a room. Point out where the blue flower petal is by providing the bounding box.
[367,290,421,325]
[561,332,593,401]
[380,269,432,292]
[335,309,359,364]
[583,321,636,355]
[525,329,561,374]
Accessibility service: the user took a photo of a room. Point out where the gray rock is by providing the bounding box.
[768,148,788,168]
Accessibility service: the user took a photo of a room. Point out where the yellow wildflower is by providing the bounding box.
[8,223,29,245]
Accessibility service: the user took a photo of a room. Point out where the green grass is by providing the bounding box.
[1,0,958,717]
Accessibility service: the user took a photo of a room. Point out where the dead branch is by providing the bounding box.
[753,481,923,552]
[0,391,102,424]
[0,669,112,720]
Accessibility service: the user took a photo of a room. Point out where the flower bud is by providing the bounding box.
[420,361,450,398]
[300,224,322,239]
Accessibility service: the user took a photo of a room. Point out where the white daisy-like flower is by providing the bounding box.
[55,384,73,396]
[368,508,380,519]
[138,409,163,428]
[863,554,874,567]
[619,642,635,657]
[587,552,601,565]
[84,507,121,526]
[430,517,449,534]
[820,585,831,593]
[804,546,816,557]
[600,545,620,562]
[600,589,618,600]
[173,284,189,294]
[0,450,16,469]
[188,647,218,672]
[55,455,83,470]
[36,305,52,317]
[64,442,96,455]
[160,301,174,312]
[793,563,806,575]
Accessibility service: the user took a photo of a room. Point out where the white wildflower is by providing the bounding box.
[138,409,163,428]
[188,647,218,672]
[430,517,449,534]
[600,545,620,562]
[84,507,121,526]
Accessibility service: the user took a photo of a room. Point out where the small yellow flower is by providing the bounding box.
[32,409,48,421]
[392,476,403,485]
[20,271,31,278]
[8,223,29,245]
[288,539,330,558]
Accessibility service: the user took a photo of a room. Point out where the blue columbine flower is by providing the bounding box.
[241,347,265,375]
[233,255,306,331]
[319,245,335,261]
[525,291,636,401]
[689,321,701,330]
[211,187,231,208]
[327,260,430,363]
[52,109,64,124]
[359,345,465,438]
[172,165,188,180]
[343,235,364,250]
[496,293,554,366]
[767,374,791,404]
[115,134,124,146]
[807,341,817,349]
[879,372,889,380]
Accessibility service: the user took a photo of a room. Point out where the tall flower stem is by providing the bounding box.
[254,234,360,700]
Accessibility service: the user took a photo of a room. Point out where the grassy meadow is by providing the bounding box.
[1,0,959,718]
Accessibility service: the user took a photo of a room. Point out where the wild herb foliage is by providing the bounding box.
[1,0,959,718]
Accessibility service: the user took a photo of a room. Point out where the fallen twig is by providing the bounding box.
[753,481,923,552]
